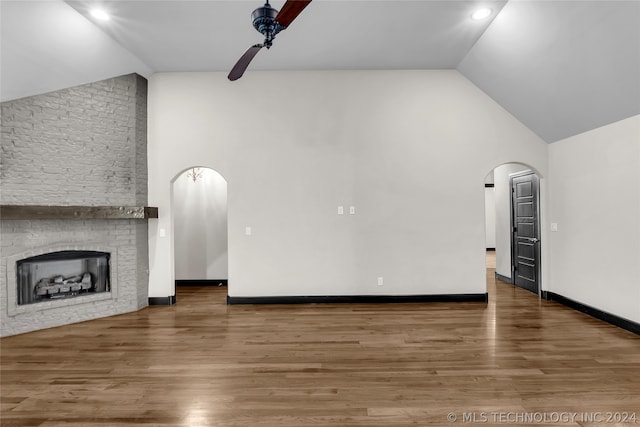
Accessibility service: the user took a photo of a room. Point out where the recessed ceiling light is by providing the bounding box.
[90,9,110,21]
[471,8,492,21]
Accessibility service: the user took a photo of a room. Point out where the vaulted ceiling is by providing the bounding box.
[1,0,638,143]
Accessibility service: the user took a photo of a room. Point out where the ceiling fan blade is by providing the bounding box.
[228,44,263,81]
[275,0,312,28]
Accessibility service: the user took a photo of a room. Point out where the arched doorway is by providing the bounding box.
[171,167,228,290]
[484,162,544,295]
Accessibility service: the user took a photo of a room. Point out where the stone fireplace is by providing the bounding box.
[1,74,154,337]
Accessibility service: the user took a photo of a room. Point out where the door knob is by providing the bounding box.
[527,237,539,243]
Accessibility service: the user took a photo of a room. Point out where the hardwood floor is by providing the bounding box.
[2,271,639,426]
[486,250,496,269]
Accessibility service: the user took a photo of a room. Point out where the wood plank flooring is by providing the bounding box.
[2,269,639,426]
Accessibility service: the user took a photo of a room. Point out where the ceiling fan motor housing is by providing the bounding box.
[252,3,282,47]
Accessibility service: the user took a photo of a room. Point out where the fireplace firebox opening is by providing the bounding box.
[16,250,110,305]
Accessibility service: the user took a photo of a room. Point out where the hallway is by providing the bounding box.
[2,271,639,426]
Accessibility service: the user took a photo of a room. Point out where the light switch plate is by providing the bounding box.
[551,223,558,232]
[338,206,344,215]
[245,226,252,236]
[349,206,355,215]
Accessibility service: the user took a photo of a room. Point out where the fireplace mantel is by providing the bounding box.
[0,205,158,220]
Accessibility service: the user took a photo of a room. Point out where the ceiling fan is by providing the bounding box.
[228,0,312,81]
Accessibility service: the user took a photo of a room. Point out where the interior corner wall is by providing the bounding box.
[147,70,547,299]
[548,115,640,323]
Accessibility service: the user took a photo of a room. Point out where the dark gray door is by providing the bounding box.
[510,172,540,294]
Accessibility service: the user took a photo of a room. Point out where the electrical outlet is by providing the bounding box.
[349,206,355,215]
[377,277,384,286]
[338,206,344,215]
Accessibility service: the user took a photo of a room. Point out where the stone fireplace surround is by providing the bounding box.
[1,74,153,337]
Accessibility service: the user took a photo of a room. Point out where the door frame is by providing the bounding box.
[509,170,541,296]
[170,166,229,300]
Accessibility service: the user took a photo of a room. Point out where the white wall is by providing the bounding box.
[0,1,151,102]
[549,115,640,323]
[485,187,496,249]
[173,168,228,280]
[147,70,548,298]
[493,163,532,279]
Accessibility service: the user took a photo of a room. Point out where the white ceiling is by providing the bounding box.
[1,0,639,143]
[459,0,640,143]
[65,0,508,71]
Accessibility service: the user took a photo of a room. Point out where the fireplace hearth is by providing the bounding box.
[16,251,110,305]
